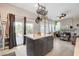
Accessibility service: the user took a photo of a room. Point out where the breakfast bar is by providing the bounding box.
[25,34,53,56]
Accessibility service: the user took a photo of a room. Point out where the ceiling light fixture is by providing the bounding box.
[35,3,48,24]
[59,13,67,20]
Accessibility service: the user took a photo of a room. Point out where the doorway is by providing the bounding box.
[15,17,24,46]
[26,23,33,34]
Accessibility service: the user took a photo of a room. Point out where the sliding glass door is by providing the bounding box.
[26,23,33,34]
[15,17,24,45]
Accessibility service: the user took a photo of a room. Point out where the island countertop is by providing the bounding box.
[24,34,52,40]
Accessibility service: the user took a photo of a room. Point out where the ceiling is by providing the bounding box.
[10,3,79,20]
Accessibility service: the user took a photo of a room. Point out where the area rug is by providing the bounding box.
[2,52,16,56]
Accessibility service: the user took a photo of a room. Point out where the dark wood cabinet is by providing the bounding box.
[26,35,53,56]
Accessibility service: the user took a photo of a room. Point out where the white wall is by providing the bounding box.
[60,18,73,29]
[60,17,79,35]
[60,17,79,29]
[33,22,40,33]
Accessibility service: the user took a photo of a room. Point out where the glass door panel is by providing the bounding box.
[26,23,33,34]
[15,17,24,45]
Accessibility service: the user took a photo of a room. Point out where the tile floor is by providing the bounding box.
[0,45,26,56]
[0,38,75,56]
[46,38,74,56]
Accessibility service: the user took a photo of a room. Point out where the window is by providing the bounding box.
[40,21,60,33]
[15,22,23,35]
[56,22,60,31]
[40,22,50,34]
[26,23,33,34]
[15,21,24,45]
[45,24,49,33]
[52,23,55,32]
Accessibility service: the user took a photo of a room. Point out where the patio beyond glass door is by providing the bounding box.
[15,18,24,45]
[26,23,33,34]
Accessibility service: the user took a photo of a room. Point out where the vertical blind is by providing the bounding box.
[40,20,60,33]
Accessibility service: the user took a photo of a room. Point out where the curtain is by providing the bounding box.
[23,17,26,45]
[0,15,3,48]
[9,14,17,49]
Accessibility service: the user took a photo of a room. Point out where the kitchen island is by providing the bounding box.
[25,34,53,56]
